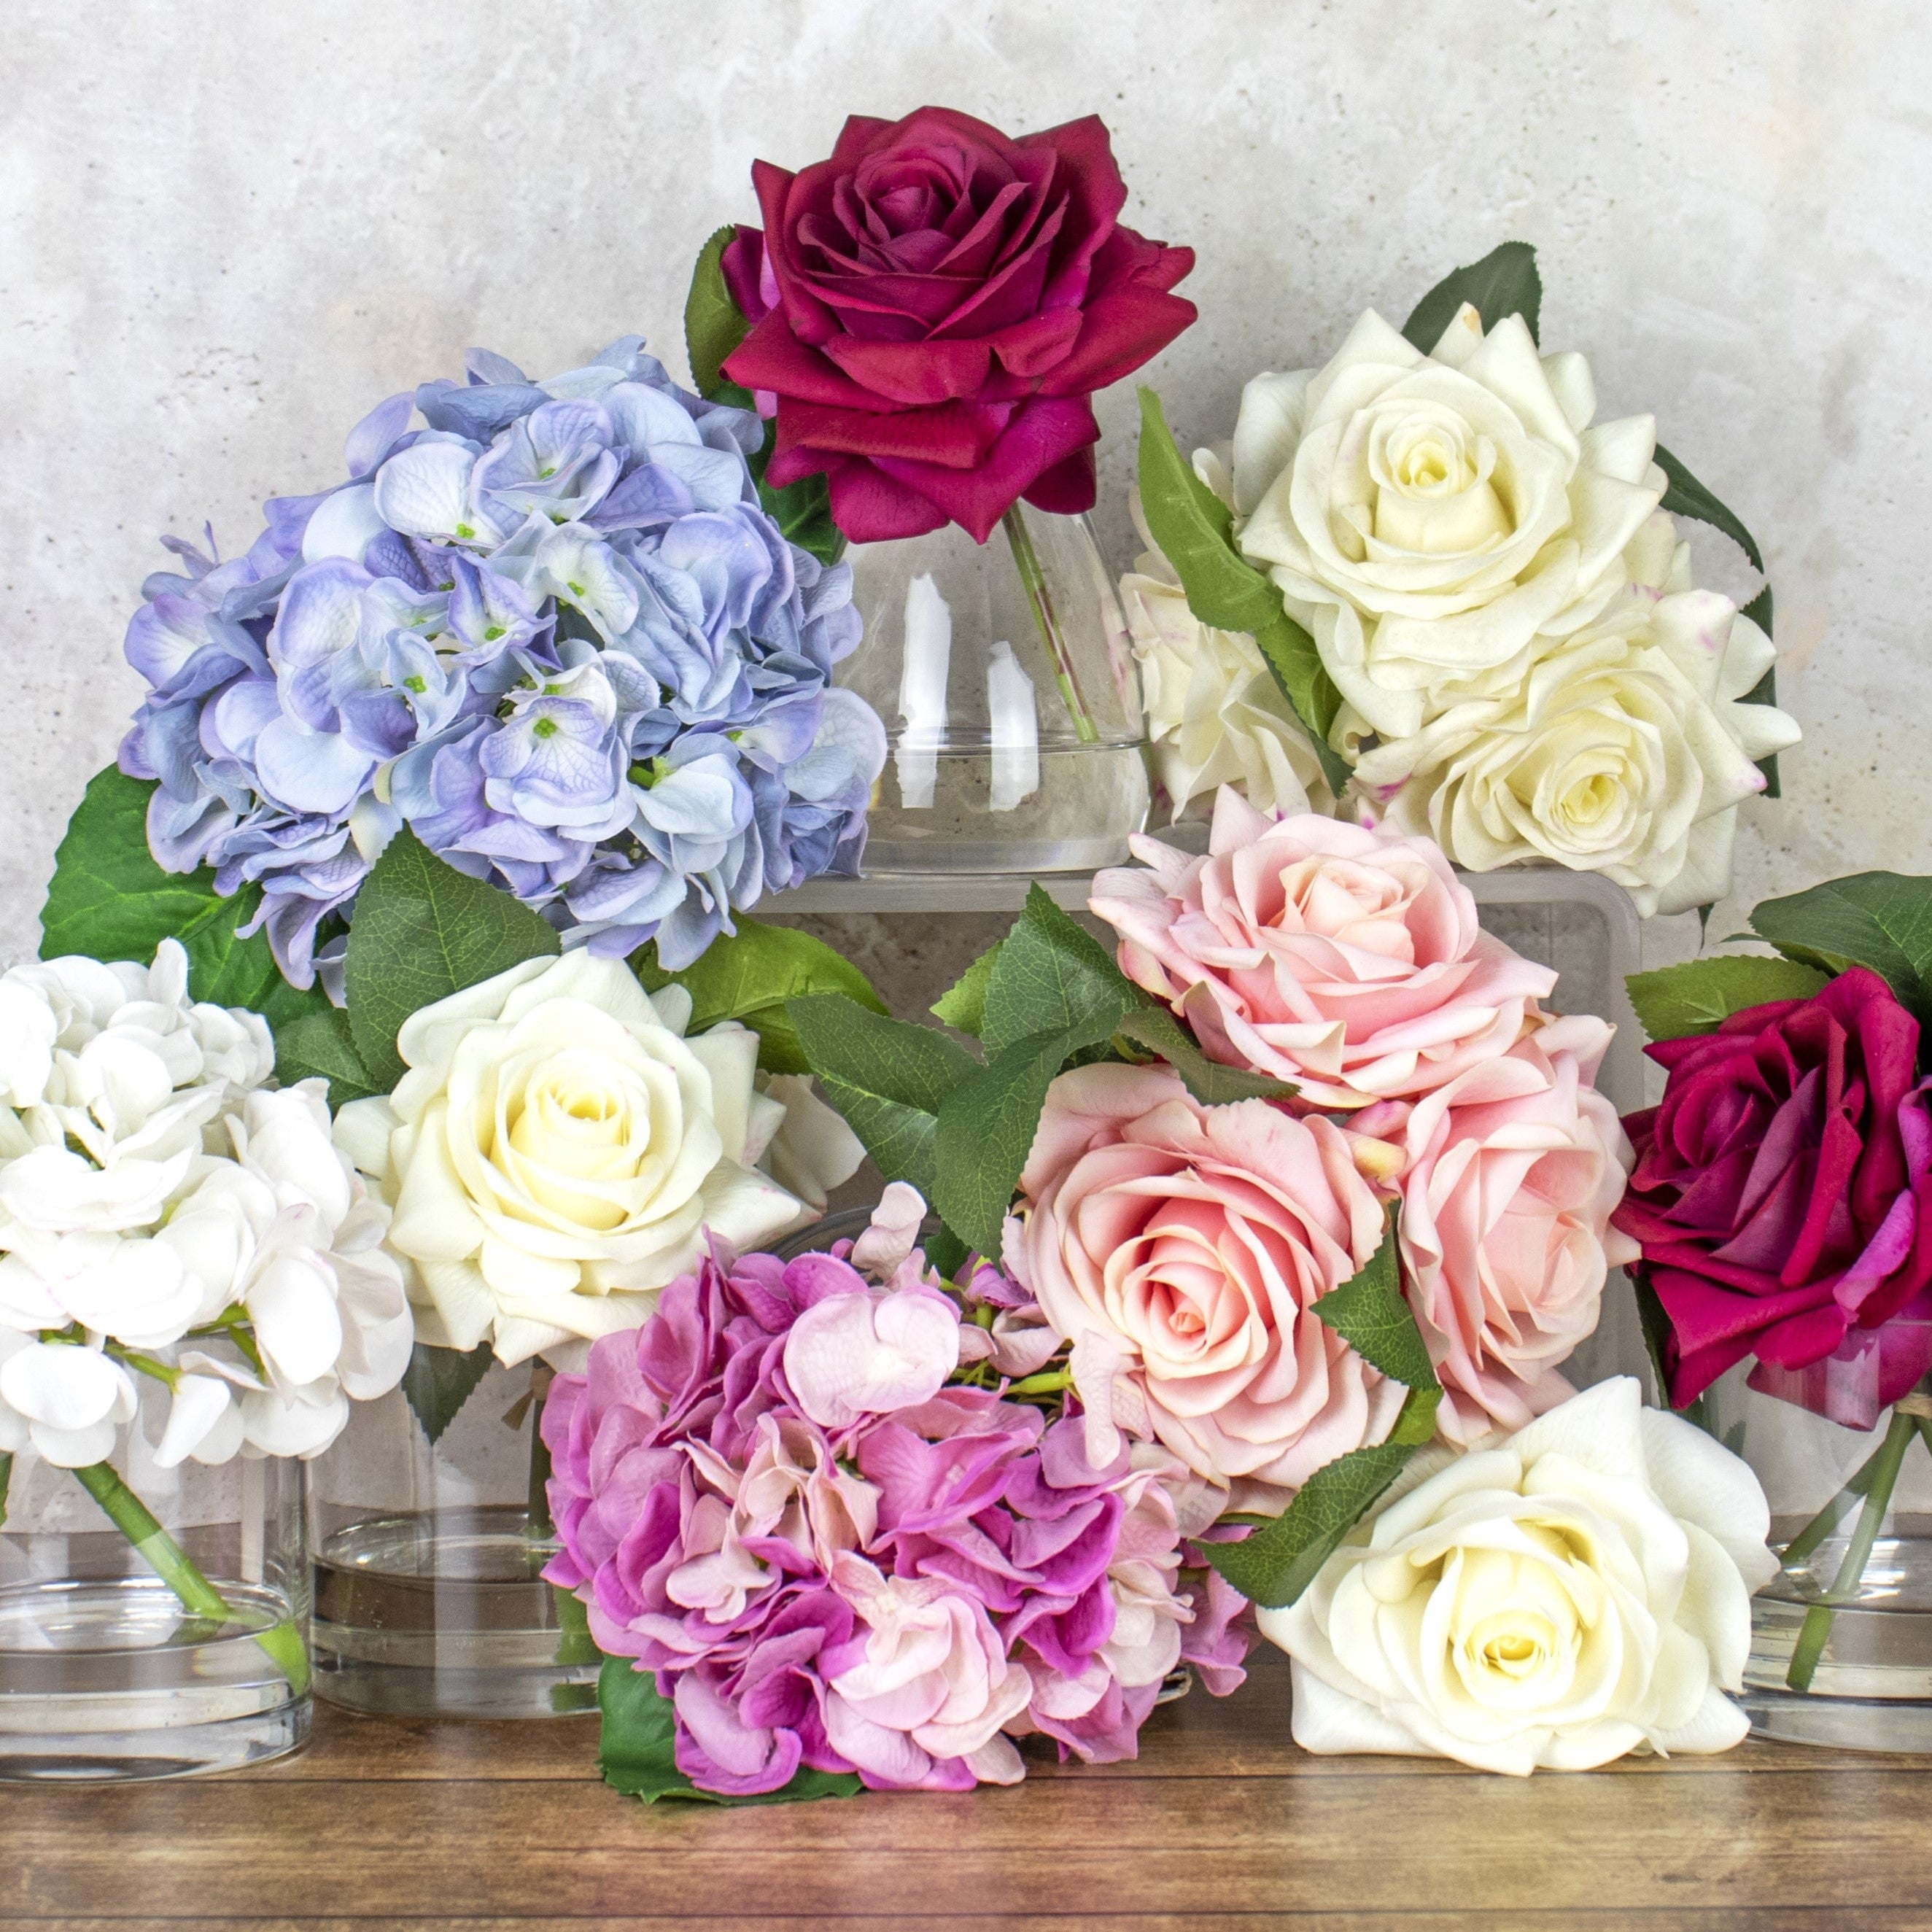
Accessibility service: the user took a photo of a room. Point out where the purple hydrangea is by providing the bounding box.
[119,339,885,989]
[540,1209,1252,1798]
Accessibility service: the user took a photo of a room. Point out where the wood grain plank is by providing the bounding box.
[20,1918,1932,1932]
[6,1767,1929,1920]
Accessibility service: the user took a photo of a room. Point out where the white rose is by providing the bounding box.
[335,953,810,1367]
[1353,514,1802,915]
[1121,495,1333,824]
[1235,305,1667,742]
[755,1074,865,1213]
[1258,1378,1778,1774]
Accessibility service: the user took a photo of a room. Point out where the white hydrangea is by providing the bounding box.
[0,940,411,1467]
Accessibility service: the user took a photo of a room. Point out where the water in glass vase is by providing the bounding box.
[308,1357,598,1720]
[839,505,1150,874]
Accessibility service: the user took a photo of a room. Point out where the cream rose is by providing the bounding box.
[1234,305,1667,742]
[1122,500,1333,825]
[1259,1378,1778,1774]
[335,953,815,1367]
[1352,513,1802,915]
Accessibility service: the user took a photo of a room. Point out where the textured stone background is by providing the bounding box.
[6,0,1928,991]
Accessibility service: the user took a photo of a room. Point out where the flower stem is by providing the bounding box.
[1007,1367,1074,1397]
[1785,1405,1919,1694]
[0,1451,11,1531]
[1780,1436,1895,1570]
[1002,503,1098,745]
[71,1460,309,1696]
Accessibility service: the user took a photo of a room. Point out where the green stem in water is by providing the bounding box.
[1785,1405,1919,1694]
[1001,503,1098,745]
[0,1450,12,1532]
[71,1460,309,1696]
[1780,1436,1895,1571]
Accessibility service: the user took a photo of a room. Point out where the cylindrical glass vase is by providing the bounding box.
[1707,1330,1932,1750]
[837,505,1150,874]
[0,1385,309,1782]
[307,1355,597,1720]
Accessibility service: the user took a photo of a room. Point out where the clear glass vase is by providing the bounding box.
[1706,1328,1932,1749]
[0,1385,309,1782]
[306,1354,598,1720]
[837,505,1150,874]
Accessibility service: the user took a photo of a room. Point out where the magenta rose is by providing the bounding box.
[1614,967,1932,1424]
[720,106,1195,544]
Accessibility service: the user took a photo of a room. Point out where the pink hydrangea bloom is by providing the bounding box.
[542,1219,1249,1797]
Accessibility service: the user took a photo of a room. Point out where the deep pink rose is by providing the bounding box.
[720,106,1195,543]
[1004,1061,1396,1496]
[1357,1015,1637,1443]
[1090,788,1557,1111]
[1614,968,1932,1424]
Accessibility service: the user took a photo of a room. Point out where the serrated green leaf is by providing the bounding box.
[1201,1439,1417,1608]
[1624,955,1828,1043]
[1653,442,1764,575]
[272,1004,381,1107]
[1116,1004,1297,1104]
[982,886,1136,1056]
[398,1341,496,1447]
[1402,241,1543,352]
[39,766,337,1029]
[931,1029,1071,1260]
[599,1653,861,1806]
[685,225,751,400]
[786,993,978,1200]
[1749,872,1932,1028]
[932,942,1002,1037]
[1389,1383,1442,1447]
[1311,1209,1438,1393]
[635,918,884,1074]
[342,829,562,1093]
[1136,388,1350,797]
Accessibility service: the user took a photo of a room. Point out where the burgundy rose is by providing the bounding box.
[720,107,1195,544]
[1614,967,1932,1422]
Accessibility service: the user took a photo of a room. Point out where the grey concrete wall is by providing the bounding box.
[7,0,1927,991]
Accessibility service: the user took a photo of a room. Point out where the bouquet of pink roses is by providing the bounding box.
[540,1187,1249,1799]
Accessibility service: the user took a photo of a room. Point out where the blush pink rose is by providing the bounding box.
[1357,1015,1637,1444]
[1004,1061,1397,1493]
[1089,788,1555,1111]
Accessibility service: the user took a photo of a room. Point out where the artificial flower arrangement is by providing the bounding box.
[1617,869,1932,1693]
[1129,243,1801,918]
[1,99,1799,1791]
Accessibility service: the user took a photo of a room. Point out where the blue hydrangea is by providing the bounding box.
[119,338,882,984]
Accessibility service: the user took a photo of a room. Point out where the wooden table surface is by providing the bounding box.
[6,1649,1928,1931]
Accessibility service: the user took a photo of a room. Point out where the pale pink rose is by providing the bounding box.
[822,1556,1033,1791]
[1004,1061,1398,1491]
[1089,787,1556,1110]
[1358,1015,1638,1444]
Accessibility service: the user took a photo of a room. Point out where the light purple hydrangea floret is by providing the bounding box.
[540,1225,1252,1799]
[120,338,885,990]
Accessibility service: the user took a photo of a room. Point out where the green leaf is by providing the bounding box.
[39,767,335,1033]
[685,225,752,401]
[397,1341,496,1447]
[1311,1209,1438,1394]
[931,942,1002,1037]
[1389,1382,1443,1447]
[272,1004,381,1107]
[599,1654,861,1806]
[1401,241,1543,352]
[931,1029,1070,1260]
[1749,873,1932,1028]
[1653,442,1764,575]
[981,886,1136,1056]
[1631,1265,1679,1411]
[786,993,979,1200]
[1136,388,1351,797]
[1201,1438,1417,1609]
[1624,955,1828,1043]
[1737,586,1781,799]
[1115,1003,1297,1105]
[343,829,562,1093]
[635,918,885,1074]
